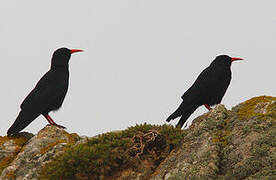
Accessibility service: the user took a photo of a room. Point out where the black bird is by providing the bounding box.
[7,47,83,136]
[166,55,243,128]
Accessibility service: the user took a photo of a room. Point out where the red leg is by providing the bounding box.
[204,104,212,111]
[43,114,66,129]
[43,114,54,125]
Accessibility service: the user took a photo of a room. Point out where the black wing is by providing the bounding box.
[181,65,222,104]
[7,71,68,135]
[20,71,68,113]
[182,64,231,106]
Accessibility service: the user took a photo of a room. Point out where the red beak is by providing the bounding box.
[70,49,83,54]
[231,57,243,62]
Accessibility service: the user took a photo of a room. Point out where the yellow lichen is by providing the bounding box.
[0,135,29,147]
[40,140,65,155]
[0,135,30,175]
[5,170,16,179]
[209,108,232,147]
[237,96,276,120]
[0,136,9,146]
[38,130,80,155]
[13,137,28,146]
[0,156,15,175]
[212,129,231,146]
[63,132,79,145]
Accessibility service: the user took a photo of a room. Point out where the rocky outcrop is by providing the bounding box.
[0,132,33,179]
[151,96,276,179]
[0,96,275,179]
[0,126,83,179]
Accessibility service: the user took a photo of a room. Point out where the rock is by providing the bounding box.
[0,96,275,179]
[0,126,82,179]
[0,132,33,178]
[151,96,276,179]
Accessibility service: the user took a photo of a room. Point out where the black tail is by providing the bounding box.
[166,102,185,122]
[7,110,39,136]
[176,105,198,128]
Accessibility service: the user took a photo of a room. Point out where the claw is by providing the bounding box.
[52,124,66,129]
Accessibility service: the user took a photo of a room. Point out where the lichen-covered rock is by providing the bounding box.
[1,96,275,180]
[0,132,33,177]
[0,125,82,180]
[151,96,276,179]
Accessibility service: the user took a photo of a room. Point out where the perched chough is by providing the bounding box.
[7,48,83,136]
[166,55,243,128]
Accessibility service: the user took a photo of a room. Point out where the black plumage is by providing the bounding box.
[166,55,243,128]
[7,47,83,136]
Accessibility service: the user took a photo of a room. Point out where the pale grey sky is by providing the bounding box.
[1,0,275,136]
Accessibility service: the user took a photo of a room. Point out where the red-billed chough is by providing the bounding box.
[166,55,243,128]
[7,47,83,136]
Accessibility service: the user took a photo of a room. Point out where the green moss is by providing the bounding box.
[247,168,276,179]
[39,123,186,179]
[226,129,276,179]
[240,117,274,137]
[237,96,276,120]
[168,172,216,180]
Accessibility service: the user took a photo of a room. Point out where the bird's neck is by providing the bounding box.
[211,63,231,70]
[50,64,69,71]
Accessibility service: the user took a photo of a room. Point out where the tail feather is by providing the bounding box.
[7,110,39,136]
[176,105,198,128]
[166,102,185,122]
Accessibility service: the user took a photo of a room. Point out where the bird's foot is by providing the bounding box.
[46,123,66,129]
[52,124,66,129]
[204,104,212,111]
[43,114,66,129]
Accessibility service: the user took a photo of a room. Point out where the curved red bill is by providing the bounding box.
[70,49,83,54]
[231,57,243,62]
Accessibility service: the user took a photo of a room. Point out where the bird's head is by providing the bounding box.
[211,55,243,68]
[51,47,83,68]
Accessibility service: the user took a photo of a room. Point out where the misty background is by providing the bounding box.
[0,0,275,136]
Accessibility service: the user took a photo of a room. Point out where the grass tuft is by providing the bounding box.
[39,123,186,179]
